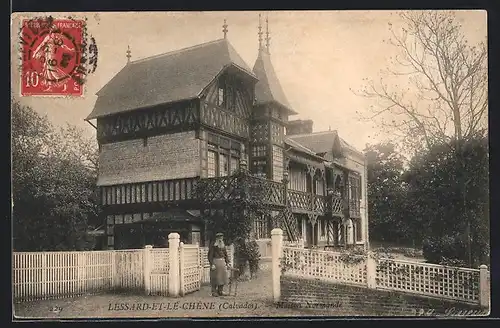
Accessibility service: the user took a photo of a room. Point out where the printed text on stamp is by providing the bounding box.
[20,18,86,96]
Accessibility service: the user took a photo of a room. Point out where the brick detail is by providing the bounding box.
[280,276,484,316]
[98,131,200,186]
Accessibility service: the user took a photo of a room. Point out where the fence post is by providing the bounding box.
[179,242,185,296]
[228,244,235,267]
[271,228,283,302]
[143,245,152,295]
[366,251,377,289]
[168,233,180,297]
[479,264,489,308]
[110,250,116,290]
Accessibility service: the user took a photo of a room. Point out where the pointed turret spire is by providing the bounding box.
[258,14,264,52]
[222,19,228,39]
[265,15,271,54]
[126,45,132,63]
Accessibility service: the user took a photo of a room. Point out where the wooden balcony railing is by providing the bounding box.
[247,175,285,207]
[195,175,360,218]
[288,190,312,211]
[314,195,326,213]
[195,174,285,208]
[330,195,344,217]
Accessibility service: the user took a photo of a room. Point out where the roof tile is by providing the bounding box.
[87,39,255,119]
[253,51,297,114]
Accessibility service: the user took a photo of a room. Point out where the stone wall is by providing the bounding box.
[280,276,486,316]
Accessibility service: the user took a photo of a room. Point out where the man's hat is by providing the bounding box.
[215,232,224,238]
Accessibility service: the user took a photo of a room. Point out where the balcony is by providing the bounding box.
[286,190,344,217]
[288,190,312,212]
[195,174,285,209]
[195,175,358,218]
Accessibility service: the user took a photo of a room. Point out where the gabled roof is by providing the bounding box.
[284,137,318,158]
[284,137,325,169]
[287,130,364,160]
[288,131,339,157]
[252,50,297,115]
[87,38,256,120]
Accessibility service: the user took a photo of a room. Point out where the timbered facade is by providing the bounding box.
[86,34,369,250]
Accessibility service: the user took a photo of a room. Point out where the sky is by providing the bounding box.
[10,10,487,152]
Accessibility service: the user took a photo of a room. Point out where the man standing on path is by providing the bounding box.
[208,233,230,297]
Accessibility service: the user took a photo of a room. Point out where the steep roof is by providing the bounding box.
[252,51,297,115]
[87,38,256,120]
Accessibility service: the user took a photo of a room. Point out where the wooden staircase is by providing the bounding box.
[279,207,300,242]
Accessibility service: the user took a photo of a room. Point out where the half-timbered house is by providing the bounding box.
[86,19,369,251]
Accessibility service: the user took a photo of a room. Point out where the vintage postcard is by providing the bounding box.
[11,10,490,319]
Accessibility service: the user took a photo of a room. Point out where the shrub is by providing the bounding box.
[422,235,467,266]
[234,239,261,278]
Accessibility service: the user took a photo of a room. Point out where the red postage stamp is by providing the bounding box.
[20,17,87,96]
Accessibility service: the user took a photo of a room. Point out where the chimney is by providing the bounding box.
[286,119,313,135]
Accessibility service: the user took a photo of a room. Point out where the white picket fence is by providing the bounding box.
[282,247,367,286]
[271,228,490,307]
[13,251,115,301]
[13,234,234,302]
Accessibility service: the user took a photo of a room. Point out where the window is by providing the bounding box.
[252,145,267,157]
[253,214,271,239]
[349,174,361,202]
[296,218,303,238]
[226,85,235,111]
[252,159,267,178]
[355,219,363,242]
[231,156,239,174]
[317,219,327,242]
[219,154,229,177]
[218,87,225,107]
[207,138,241,177]
[208,150,217,177]
[272,146,284,182]
[191,231,201,245]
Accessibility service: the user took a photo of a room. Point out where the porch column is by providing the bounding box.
[308,214,318,247]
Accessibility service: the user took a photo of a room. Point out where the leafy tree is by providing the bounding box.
[12,100,100,251]
[405,136,489,267]
[364,142,413,245]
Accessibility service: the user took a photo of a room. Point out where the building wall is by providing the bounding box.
[98,131,200,186]
[280,276,482,316]
[333,153,368,246]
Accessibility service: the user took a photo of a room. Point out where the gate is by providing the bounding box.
[149,248,169,296]
[179,243,201,295]
[114,249,144,292]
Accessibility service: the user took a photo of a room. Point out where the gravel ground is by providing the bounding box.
[14,271,376,319]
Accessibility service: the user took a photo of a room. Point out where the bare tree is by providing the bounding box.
[353,11,488,267]
[354,11,487,153]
